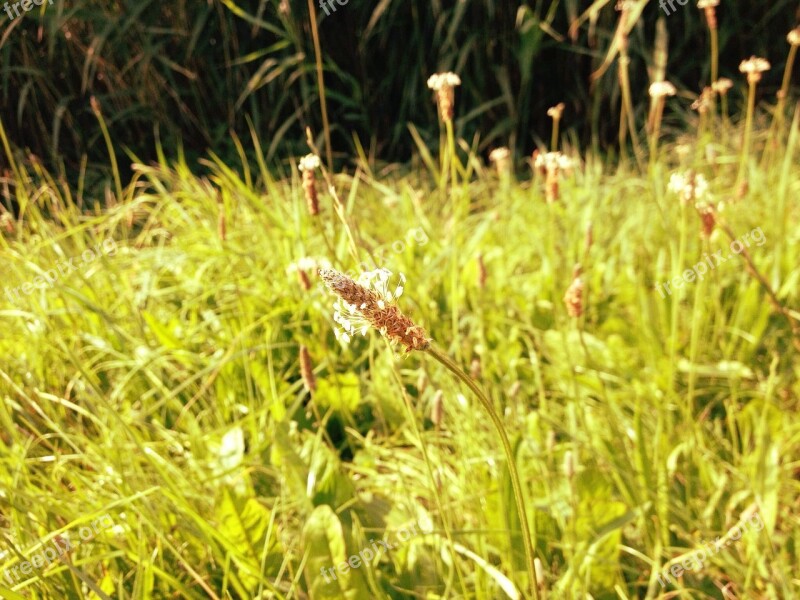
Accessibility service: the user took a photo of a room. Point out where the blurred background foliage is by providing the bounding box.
[1,0,798,183]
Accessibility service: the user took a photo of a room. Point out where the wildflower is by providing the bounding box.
[547,103,565,121]
[427,72,461,122]
[649,81,677,99]
[788,27,800,47]
[299,346,316,393]
[533,151,573,203]
[563,264,584,318]
[739,56,771,85]
[298,154,321,216]
[476,253,487,288]
[691,87,715,114]
[711,78,733,95]
[0,211,13,234]
[697,0,719,30]
[668,171,709,205]
[320,267,430,352]
[287,256,330,290]
[696,202,716,237]
[489,147,512,177]
[470,357,481,380]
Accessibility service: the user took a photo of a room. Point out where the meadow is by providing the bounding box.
[2,1,800,599]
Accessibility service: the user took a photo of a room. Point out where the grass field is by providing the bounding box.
[2,24,800,600]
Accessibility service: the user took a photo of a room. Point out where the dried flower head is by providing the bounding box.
[668,171,709,205]
[788,27,800,46]
[470,357,481,380]
[427,72,461,122]
[298,154,321,216]
[563,265,584,318]
[287,257,330,290]
[649,81,677,99]
[0,211,13,234]
[533,151,574,203]
[489,147,512,177]
[299,346,316,393]
[217,208,226,241]
[547,103,566,120]
[711,78,734,95]
[697,0,719,29]
[320,268,430,352]
[691,87,715,114]
[696,202,716,237]
[533,151,573,175]
[476,253,487,289]
[739,56,771,84]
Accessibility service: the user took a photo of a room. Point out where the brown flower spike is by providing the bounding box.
[320,268,430,352]
[299,154,321,216]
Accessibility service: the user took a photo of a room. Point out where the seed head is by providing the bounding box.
[299,346,316,393]
[711,78,734,95]
[476,253,487,289]
[649,81,677,99]
[697,0,719,30]
[470,357,481,380]
[668,171,709,205]
[287,257,329,290]
[739,56,771,85]
[489,147,512,177]
[427,72,461,122]
[299,154,321,216]
[789,27,800,46]
[320,268,430,352]
[691,87,715,114]
[0,211,13,234]
[696,202,716,238]
[547,102,565,121]
[563,265,584,318]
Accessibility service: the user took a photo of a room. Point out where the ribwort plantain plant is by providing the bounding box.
[320,267,540,600]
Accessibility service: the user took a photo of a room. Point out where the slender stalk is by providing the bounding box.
[90,97,123,203]
[710,28,719,89]
[771,44,798,137]
[551,117,560,151]
[425,344,540,600]
[649,99,664,167]
[306,0,333,172]
[738,80,757,185]
[445,118,460,347]
[387,362,470,597]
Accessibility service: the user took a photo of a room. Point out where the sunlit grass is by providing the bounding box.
[1,93,799,598]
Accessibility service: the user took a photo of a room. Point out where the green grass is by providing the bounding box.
[1,95,799,598]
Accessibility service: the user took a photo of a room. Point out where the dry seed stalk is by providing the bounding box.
[320,268,429,352]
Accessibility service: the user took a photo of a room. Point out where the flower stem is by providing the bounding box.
[425,344,539,600]
[738,80,757,185]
